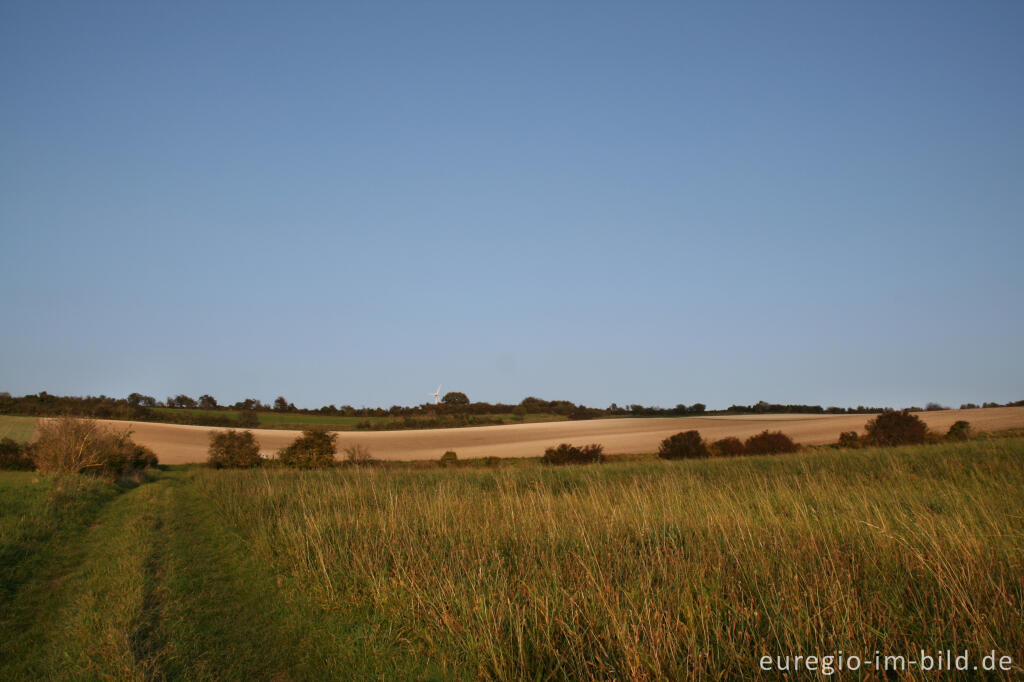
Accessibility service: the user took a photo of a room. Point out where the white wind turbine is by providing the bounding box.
[430,384,442,405]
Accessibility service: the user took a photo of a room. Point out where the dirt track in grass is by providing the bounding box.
[89,407,1024,464]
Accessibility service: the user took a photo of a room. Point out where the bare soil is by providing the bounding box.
[87,406,1024,464]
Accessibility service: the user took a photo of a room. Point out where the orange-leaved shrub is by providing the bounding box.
[541,443,603,465]
[743,430,798,455]
[710,437,746,457]
[837,431,861,448]
[864,410,928,446]
[658,431,709,460]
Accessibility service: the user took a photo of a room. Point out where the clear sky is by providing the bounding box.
[1,1,1022,410]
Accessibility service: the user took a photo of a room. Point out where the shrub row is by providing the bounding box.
[658,430,799,460]
[541,443,604,465]
[833,411,973,448]
[207,428,374,469]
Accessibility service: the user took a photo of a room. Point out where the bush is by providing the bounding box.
[864,410,928,446]
[541,443,604,465]
[101,431,159,474]
[743,430,799,455]
[278,429,337,468]
[947,420,972,441]
[440,450,458,466]
[709,437,745,457]
[208,429,262,468]
[32,416,158,475]
[344,443,374,467]
[236,410,260,428]
[837,431,861,448]
[0,437,35,470]
[658,431,709,460]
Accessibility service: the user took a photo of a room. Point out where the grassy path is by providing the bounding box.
[0,469,440,681]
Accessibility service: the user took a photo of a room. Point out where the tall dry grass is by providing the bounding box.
[196,439,1024,679]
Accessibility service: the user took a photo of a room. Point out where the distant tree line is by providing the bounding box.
[2,390,1021,430]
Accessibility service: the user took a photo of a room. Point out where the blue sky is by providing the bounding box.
[1,1,1022,410]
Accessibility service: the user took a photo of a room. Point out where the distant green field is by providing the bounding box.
[0,416,37,442]
[151,407,385,428]
[150,407,566,430]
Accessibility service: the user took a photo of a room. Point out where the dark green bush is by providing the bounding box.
[101,432,159,473]
[208,429,262,468]
[743,430,799,455]
[278,429,337,468]
[865,410,928,446]
[947,420,972,441]
[658,431,709,460]
[837,431,861,448]
[709,437,745,457]
[541,443,604,465]
[0,437,34,470]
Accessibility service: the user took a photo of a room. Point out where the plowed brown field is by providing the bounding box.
[91,406,1024,464]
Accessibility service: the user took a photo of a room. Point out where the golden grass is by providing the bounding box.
[196,439,1024,679]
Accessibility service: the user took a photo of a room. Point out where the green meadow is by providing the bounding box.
[149,407,566,430]
[0,415,37,443]
[1,438,1022,679]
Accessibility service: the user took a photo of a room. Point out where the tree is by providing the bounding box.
[234,398,264,411]
[688,403,707,415]
[198,394,218,409]
[658,431,709,459]
[172,394,197,409]
[273,396,295,412]
[127,392,156,407]
[442,391,469,406]
[278,429,336,468]
[208,429,261,468]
